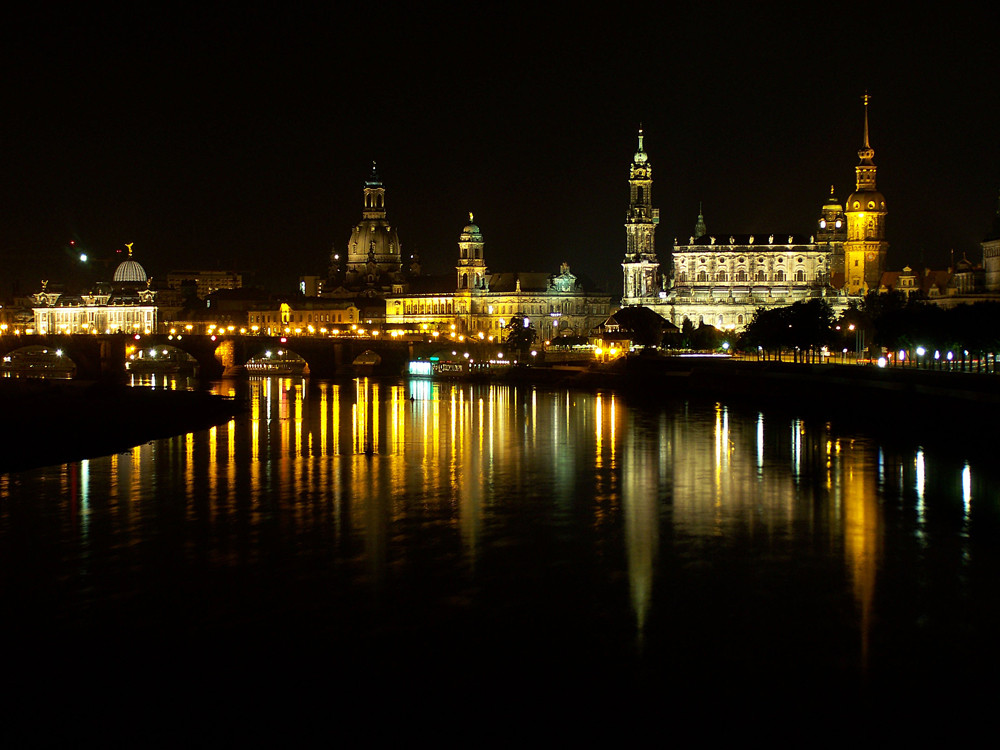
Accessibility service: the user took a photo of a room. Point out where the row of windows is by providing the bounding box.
[249,312,353,324]
[397,301,456,315]
[682,314,747,327]
[680,269,816,283]
[394,300,604,317]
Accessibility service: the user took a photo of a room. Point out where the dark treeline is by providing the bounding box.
[737,293,1000,364]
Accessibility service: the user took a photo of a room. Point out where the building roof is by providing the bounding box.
[487,272,552,293]
[676,233,815,248]
[113,258,148,283]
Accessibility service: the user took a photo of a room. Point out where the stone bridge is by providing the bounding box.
[0,334,434,380]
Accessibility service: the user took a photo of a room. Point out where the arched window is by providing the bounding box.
[756,269,766,282]
[736,269,747,282]
[696,270,708,282]
[774,270,785,282]
[795,269,806,282]
[716,271,727,282]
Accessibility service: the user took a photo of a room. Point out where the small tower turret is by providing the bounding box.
[456,213,486,290]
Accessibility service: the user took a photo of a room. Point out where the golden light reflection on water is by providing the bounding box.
[7,376,991,679]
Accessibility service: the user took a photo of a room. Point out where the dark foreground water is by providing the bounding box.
[2,376,999,738]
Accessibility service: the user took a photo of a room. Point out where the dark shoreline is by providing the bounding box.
[0,380,246,474]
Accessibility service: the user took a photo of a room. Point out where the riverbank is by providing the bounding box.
[0,380,246,474]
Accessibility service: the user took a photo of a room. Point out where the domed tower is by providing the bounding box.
[456,213,486,290]
[844,94,888,295]
[622,127,661,305]
[817,185,847,276]
[346,162,404,283]
[112,242,148,289]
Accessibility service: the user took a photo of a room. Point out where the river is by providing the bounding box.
[2,374,998,737]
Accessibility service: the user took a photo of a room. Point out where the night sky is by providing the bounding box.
[3,5,998,297]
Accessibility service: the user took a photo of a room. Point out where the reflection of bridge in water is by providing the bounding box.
[0,334,427,380]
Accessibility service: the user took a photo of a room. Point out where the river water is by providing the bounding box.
[2,375,999,735]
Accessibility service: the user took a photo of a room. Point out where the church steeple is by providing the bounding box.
[855,93,878,191]
[844,93,889,296]
[362,161,386,220]
[622,127,661,305]
[694,202,707,239]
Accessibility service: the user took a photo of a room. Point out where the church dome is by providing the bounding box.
[113,258,148,283]
[460,212,483,242]
[347,221,402,266]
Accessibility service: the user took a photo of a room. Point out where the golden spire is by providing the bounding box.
[469,211,474,223]
[858,92,875,164]
[862,91,870,148]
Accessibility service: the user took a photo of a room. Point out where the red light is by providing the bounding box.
[210,335,217,341]
[280,337,287,343]
[134,334,141,340]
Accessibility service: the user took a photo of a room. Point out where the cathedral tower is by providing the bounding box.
[622,127,661,305]
[456,213,486,290]
[844,95,888,295]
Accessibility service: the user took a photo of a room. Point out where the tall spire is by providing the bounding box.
[694,202,707,239]
[858,92,875,167]
[862,92,871,149]
[845,92,888,296]
[634,124,648,165]
[855,93,877,190]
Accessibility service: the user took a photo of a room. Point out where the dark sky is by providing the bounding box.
[3,5,998,297]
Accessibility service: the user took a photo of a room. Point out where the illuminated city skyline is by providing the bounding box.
[3,6,998,295]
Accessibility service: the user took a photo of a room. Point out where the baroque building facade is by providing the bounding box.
[31,246,158,334]
[385,215,612,341]
[620,100,879,330]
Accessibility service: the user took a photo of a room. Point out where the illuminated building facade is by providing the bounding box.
[844,94,888,296]
[385,216,612,340]
[30,248,158,334]
[619,107,875,330]
[668,230,838,330]
[247,299,360,336]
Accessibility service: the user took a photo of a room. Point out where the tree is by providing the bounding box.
[504,315,537,357]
